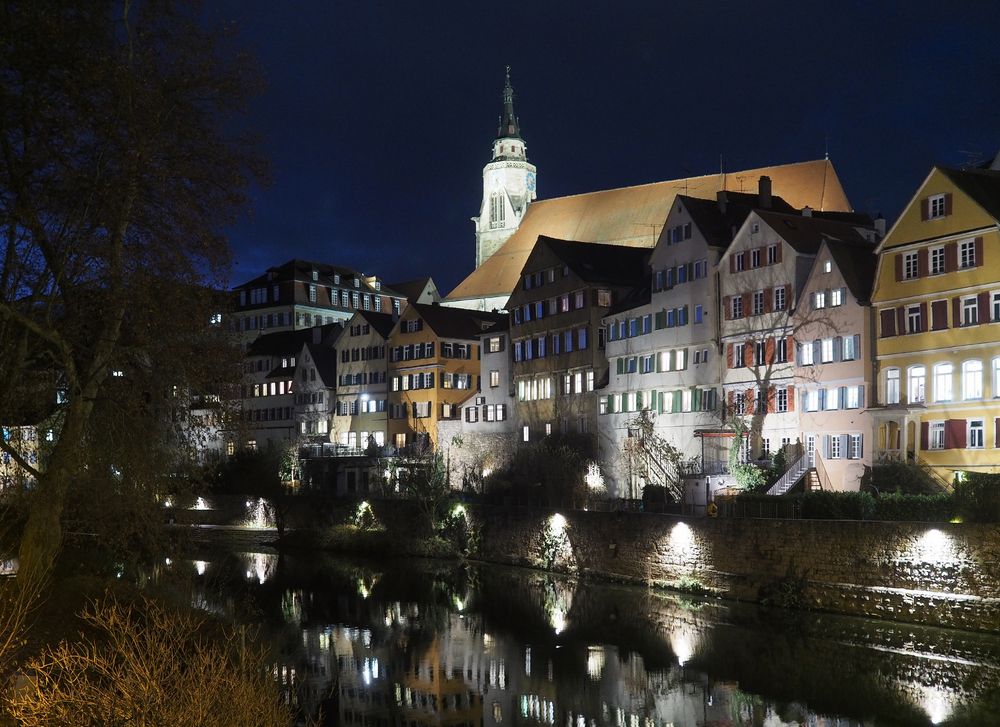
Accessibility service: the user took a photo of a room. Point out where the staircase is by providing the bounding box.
[766,452,811,496]
[640,436,685,501]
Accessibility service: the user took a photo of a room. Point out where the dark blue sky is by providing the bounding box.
[214,1,1000,294]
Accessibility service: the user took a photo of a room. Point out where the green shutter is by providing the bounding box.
[693,388,702,411]
[616,358,624,375]
[655,310,666,329]
[673,390,682,413]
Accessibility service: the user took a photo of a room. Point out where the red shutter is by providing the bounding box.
[945,242,957,272]
[920,198,930,221]
[953,297,961,327]
[896,306,906,334]
[919,302,927,333]
[918,248,929,277]
[727,343,734,368]
[766,386,775,414]
[978,292,990,325]
[742,292,751,318]
[920,422,929,451]
[944,419,966,450]
[880,309,896,337]
[730,255,736,274]
[787,386,795,411]
[776,244,783,262]
[975,236,984,268]
[894,253,903,282]
[765,337,775,364]
[727,390,734,413]
[784,284,791,309]
[944,193,953,215]
[786,335,794,359]
[931,300,948,330]
[995,418,1000,449]
[764,289,772,313]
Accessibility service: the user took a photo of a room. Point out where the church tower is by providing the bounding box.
[473,67,537,269]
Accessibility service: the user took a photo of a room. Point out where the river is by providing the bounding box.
[151,546,1000,726]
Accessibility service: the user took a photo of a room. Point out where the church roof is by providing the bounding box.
[446,158,851,302]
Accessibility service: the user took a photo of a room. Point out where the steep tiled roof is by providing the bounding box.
[446,159,852,301]
[386,277,440,303]
[825,240,878,304]
[246,322,342,357]
[304,342,338,387]
[357,310,397,339]
[411,303,506,340]
[680,192,796,248]
[939,166,1000,221]
[756,210,874,254]
[540,236,649,286]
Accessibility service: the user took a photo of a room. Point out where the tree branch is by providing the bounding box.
[0,436,42,481]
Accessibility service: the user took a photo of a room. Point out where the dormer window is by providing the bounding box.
[333,274,340,284]
[353,278,360,288]
[311,269,318,282]
[929,194,946,219]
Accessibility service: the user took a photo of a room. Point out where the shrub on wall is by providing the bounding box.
[800,491,876,520]
[873,492,954,522]
[954,474,1000,523]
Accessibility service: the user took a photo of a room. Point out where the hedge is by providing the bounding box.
[728,490,969,522]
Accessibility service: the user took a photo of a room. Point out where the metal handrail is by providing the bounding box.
[766,452,809,496]
[814,450,832,491]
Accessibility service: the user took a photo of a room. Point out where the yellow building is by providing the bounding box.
[871,165,1000,482]
[388,303,505,451]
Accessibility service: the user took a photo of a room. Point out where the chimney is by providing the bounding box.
[874,214,886,238]
[802,206,813,218]
[716,190,728,214]
[758,176,772,209]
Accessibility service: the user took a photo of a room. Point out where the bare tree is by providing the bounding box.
[0,1,262,582]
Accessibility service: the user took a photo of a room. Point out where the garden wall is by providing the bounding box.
[466,507,1000,632]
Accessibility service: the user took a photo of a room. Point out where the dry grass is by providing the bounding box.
[4,596,294,727]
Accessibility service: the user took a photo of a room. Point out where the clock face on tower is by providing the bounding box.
[526,171,536,193]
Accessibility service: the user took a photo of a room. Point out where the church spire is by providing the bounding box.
[496,66,521,140]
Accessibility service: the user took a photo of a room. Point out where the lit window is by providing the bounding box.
[962,360,982,400]
[962,296,978,326]
[930,247,945,275]
[814,291,826,309]
[823,260,832,273]
[928,194,946,219]
[821,338,834,363]
[885,368,900,404]
[934,363,953,402]
[490,370,500,388]
[969,419,985,449]
[930,422,945,449]
[908,366,926,403]
[774,287,786,310]
[903,252,918,279]
[960,240,976,269]
[907,305,922,334]
[831,288,843,306]
[799,342,814,366]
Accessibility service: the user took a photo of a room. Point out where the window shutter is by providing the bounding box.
[975,236,984,268]
[944,419,965,449]
[995,418,1000,449]
[727,344,734,369]
[978,291,990,324]
[944,193,953,215]
[818,389,826,409]
[945,242,957,272]
[787,387,795,411]
[896,307,906,334]
[952,297,961,327]
[693,388,702,411]
[833,336,843,362]
[764,289,772,313]
[813,339,821,363]
[918,248,928,277]
[784,284,791,308]
[853,334,861,357]
[931,300,948,330]
[918,302,927,332]
[742,292,751,318]
[840,435,850,459]
[920,198,929,221]
[823,435,831,458]
[765,337,775,364]
[786,335,794,359]
[776,244,783,263]
[616,358,624,375]
[673,391,682,414]
[744,342,753,368]
[894,253,903,282]
[766,386,775,413]
[727,390,734,414]
[838,386,847,408]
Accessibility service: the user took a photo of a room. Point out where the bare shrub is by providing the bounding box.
[5,596,293,727]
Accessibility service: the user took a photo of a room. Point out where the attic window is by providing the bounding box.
[751,222,760,234]
[333,274,340,284]
[928,194,946,219]
[311,270,318,282]
[824,260,832,273]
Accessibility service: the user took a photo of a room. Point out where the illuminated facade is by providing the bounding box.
[871,165,1000,482]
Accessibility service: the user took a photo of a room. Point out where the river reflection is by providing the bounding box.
[162,550,1000,726]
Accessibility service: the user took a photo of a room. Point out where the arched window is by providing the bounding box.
[962,360,983,400]
[907,365,926,404]
[885,368,900,405]
[933,363,953,402]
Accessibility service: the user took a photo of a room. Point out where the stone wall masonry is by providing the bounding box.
[466,507,1000,632]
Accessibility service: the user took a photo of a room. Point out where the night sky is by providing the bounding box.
[213,1,1000,295]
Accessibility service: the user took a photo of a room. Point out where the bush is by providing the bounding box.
[732,463,768,493]
[873,492,954,522]
[800,491,876,520]
[5,597,293,726]
[954,474,1000,523]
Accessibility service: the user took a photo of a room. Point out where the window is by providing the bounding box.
[849,434,863,460]
[886,368,900,404]
[928,194,946,219]
[774,287,786,311]
[962,360,982,400]
[597,289,612,307]
[775,338,787,363]
[933,363,953,402]
[731,296,743,318]
[755,341,766,366]
[735,253,745,271]
[930,422,945,449]
[960,239,976,269]
[969,419,985,449]
[994,357,1000,398]
[490,192,505,227]
[821,338,834,363]
[825,388,839,411]
[522,425,529,442]
[842,335,857,361]
[777,388,788,412]
[962,296,978,326]
[751,248,761,268]
[574,291,585,309]
[846,386,860,409]
[806,390,819,412]
[799,342,814,365]
[831,288,843,307]
[752,290,764,315]
[823,260,832,273]
[734,343,745,368]
[994,292,1000,322]
[490,370,500,388]
[908,365,926,403]
[903,252,918,279]
[694,304,703,323]
[814,291,826,309]
[767,244,778,264]
[907,305,922,334]
[830,435,841,459]
[930,247,945,275]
